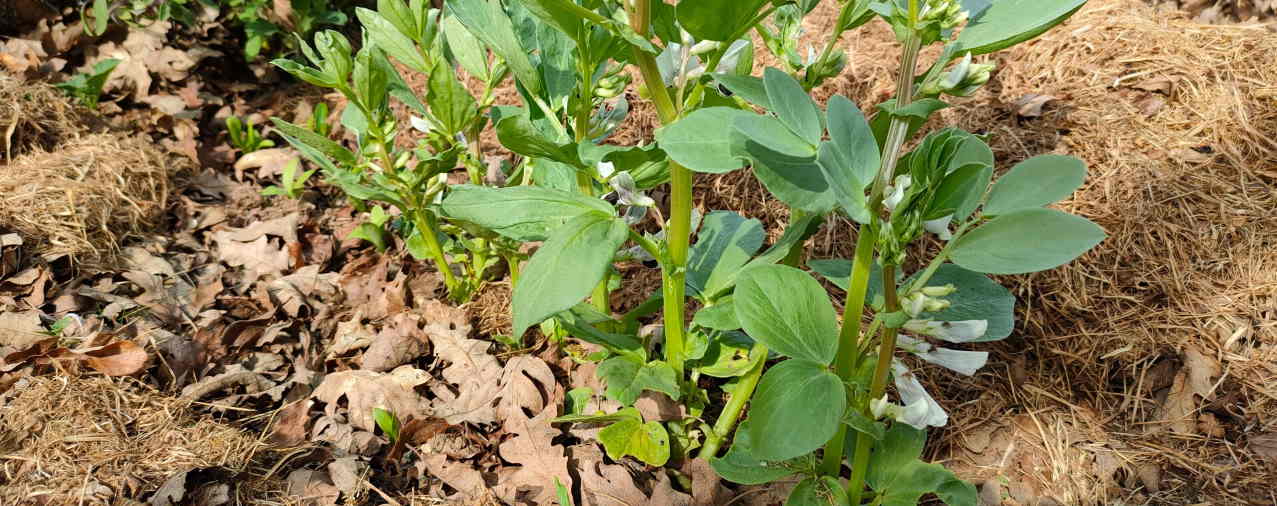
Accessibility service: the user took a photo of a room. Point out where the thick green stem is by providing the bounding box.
[848,265,902,505]
[818,31,923,482]
[780,209,809,267]
[629,0,687,377]
[817,223,879,476]
[696,343,768,459]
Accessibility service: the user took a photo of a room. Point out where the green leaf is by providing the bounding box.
[734,265,839,364]
[912,264,1015,342]
[747,359,846,461]
[427,58,479,136]
[949,208,1105,275]
[676,0,769,41]
[376,0,420,41]
[358,8,430,73]
[597,355,681,405]
[564,387,593,416]
[271,118,357,169]
[512,212,627,336]
[709,419,799,484]
[555,477,573,506]
[448,0,543,96]
[693,330,759,378]
[786,476,849,506]
[441,185,614,242]
[927,163,992,221]
[955,0,1087,55]
[692,299,741,331]
[824,95,880,188]
[983,155,1087,216]
[865,424,978,506]
[348,223,388,252]
[843,410,886,441]
[656,107,754,174]
[687,211,765,301]
[712,73,771,110]
[763,68,822,145]
[494,109,580,166]
[518,0,586,43]
[372,407,401,442]
[598,408,670,466]
[442,15,489,80]
[817,143,871,224]
[733,115,835,214]
[744,212,823,268]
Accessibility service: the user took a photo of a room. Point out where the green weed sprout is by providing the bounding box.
[54,59,120,109]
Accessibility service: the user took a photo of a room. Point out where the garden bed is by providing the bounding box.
[1,0,1274,504]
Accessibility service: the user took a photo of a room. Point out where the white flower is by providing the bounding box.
[891,361,948,428]
[924,214,953,240]
[609,172,655,207]
[921,284,956,297]
[903,292,928,317]
[410,115,433,134]
[883,175,912,212]
[597,161,616,179]
[904,319,989,343]
[870,394,892,419]
[897,335,988,376]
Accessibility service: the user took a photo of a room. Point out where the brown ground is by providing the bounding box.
[1,0,1275,504]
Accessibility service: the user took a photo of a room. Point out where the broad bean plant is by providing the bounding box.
[279,0,1100,503]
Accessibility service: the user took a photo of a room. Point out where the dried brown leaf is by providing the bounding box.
[312,365,430,432]
[361,312,429,372]
[1149,344,1221,435]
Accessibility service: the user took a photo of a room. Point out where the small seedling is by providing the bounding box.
[261,159,317,199]
[54,59,120,109]
[373,407,401,443]
[226,116,275,153]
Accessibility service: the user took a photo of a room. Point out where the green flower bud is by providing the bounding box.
[921,284,957,297]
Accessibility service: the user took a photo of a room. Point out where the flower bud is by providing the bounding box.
[690,40,720,55]
[923,298,951,312]
[921,284,957,297]
[869,395,891,419]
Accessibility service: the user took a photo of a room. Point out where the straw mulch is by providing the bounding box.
[0,376,270,504]
[0,132,172,268]
[0,74,90,163]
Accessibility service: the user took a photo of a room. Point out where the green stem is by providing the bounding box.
[780,209,809,267]
[629,0,687,377]
[696,343,768,459]
[505,252,521,287]
[848,265,902,505]
[413,209,459,299]
[818,31,923,481]
[818,222,879,476]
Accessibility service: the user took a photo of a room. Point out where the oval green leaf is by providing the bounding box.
[441,185,615,242]
[656,107,755,174]
[677,0,769,41]
[763,67,822,145]
[954,0,1087,55]
[949,208,1105,275]
[512,212,628,337]
[983,154,1087,216]
[734,264,839,364]
[747,359,846,461]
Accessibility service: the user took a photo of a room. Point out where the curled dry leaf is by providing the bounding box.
[361,312,430,372]
[425,303,501,425]
[78,340,149,376]
[312,365,430,432]
[1149,344,1221,435]
[233,148,299,180]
